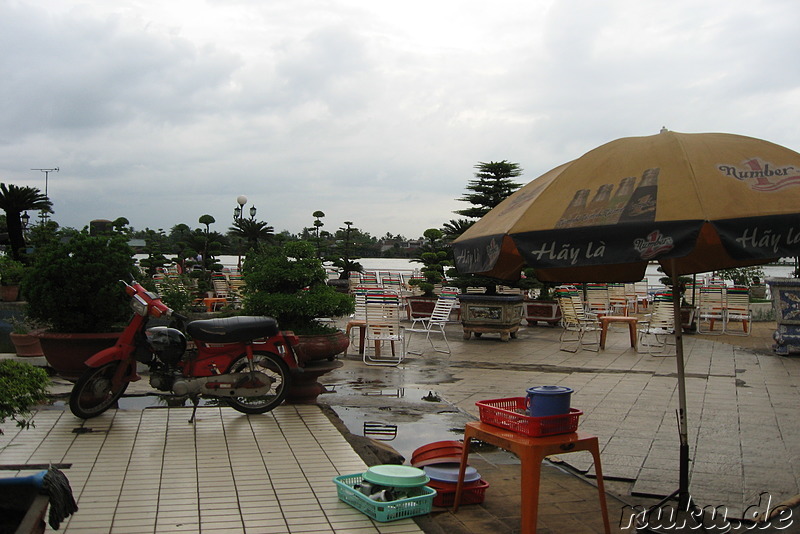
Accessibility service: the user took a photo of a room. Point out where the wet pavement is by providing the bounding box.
[321,316,800,532]
[3,315,800,533]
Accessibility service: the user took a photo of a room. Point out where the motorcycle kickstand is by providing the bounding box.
[188,397,200,424]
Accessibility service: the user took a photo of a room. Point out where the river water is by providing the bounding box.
[141,254,795,288]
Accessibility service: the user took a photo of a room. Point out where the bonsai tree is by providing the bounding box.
[520,267,553,299]
[717,266,765,287]
[241,241,354,334]
[22,230,137,333]
[0,255,25,287]
[327,221,363,280]
[409,228,451,297]
[0,359,50,433]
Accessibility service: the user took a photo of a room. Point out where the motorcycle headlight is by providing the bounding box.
[131,294,148,316]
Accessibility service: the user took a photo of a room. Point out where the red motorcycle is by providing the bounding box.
[69,280,301,420]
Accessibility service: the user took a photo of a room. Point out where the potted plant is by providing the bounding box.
[521,269,562,326]
[0,255,25,302]
[8,316,44,358]
[0,359,50,433]
[241,241,355,402]
[22,230,137,381]
[446,269,525,342]
[719,266,767,299]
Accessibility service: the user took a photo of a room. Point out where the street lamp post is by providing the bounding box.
[233,196,257,269]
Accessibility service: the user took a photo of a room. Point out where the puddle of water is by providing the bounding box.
[331,405,468,461]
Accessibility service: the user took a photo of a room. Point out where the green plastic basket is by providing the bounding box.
[333,473,436,522]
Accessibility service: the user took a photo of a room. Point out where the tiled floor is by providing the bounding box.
[0,405,424,533]
[3,317,800,532]
[325,317,800,521]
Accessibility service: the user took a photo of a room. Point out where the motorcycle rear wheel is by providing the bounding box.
[69,361,130,419]
[224,351,290,414]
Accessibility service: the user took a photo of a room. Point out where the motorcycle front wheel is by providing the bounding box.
[224,352,291,414]
[69,362,130,419]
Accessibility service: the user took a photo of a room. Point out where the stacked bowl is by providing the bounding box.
[410,441,489,507]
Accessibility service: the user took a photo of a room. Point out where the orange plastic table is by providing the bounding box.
[599,315,638,350]
[202,297,227,312]
[453,422,610,534]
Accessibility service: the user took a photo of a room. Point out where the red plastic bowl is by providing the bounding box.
[411,441,464,467]
[412,440,463,457]
[411,448,464,467]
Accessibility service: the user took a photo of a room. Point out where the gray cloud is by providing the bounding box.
[1,0,799,238]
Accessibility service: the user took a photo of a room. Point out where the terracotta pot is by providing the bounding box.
[32,331,121,382]
[524,299,562,326]
[285,331,348,404]
[295,331,349,363]
[406,296,437,320]
[9,332,44,358]
[0,285,20,302]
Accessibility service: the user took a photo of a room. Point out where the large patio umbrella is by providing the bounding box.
[453,129,800,530]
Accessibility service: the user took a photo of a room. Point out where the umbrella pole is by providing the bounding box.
[636,266,731,533]
[670,271,690,508]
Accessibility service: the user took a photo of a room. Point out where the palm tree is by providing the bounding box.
[0,183,52,261]
[229,219,274,251]
[441,218,475,241]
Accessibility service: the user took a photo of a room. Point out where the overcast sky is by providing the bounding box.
[1,0,799,239]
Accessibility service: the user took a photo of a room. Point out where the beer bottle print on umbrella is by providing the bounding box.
[582,184,614,226]
[601,176,636,225]
[619,168,660,223]
[555,189,590,228]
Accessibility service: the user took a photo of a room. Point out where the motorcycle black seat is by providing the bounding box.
[186,316,280,344]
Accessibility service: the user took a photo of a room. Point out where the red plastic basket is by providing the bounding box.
[428,478,489,507]
[476,398,582,437]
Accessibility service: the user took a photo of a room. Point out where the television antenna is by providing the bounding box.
[31,167,58,223]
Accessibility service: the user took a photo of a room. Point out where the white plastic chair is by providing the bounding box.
[638,293,676,354]
[724,286,752,336]
[406,296,457,354]
[555,285,600,353]
[584,283,610,317]
[696,285,725,335]
[363,291,406,366]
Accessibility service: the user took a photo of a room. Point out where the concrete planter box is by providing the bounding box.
[767,277,800,354]
[458,294,523,342]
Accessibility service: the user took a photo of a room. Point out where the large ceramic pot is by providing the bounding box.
[524,299,561,326]
[9,332,44,358]
[287,330,348,404]
[406,296,437,321]
[32,331,121,381]
[458,294,524,342]
[296,331,350,363]
[0,285,20,302]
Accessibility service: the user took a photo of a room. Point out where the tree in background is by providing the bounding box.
[445,160,524,292]
[455,160,523,219]
[0,183,52,262]
[328,221,363,279]
[409,228,451,296]
[229,218,275,252]
[312,211,325,258]
[441,218,474,242]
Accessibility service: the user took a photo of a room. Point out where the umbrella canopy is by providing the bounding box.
[453,130,800,529]
[453,130,800,283]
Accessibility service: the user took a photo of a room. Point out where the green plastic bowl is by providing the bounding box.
[362,465,430,488]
